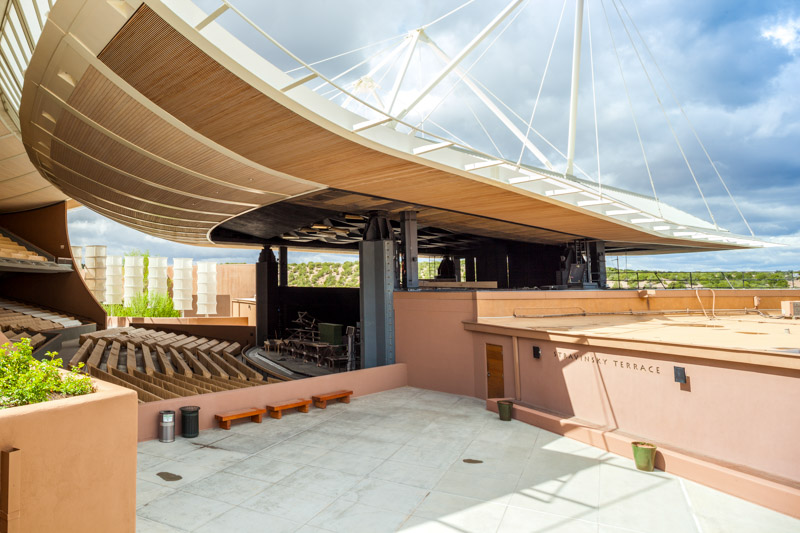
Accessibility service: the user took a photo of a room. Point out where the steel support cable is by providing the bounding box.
[282,0,474,74]
[413,0,531,130]
[617,0,753,236]
[587,0,603,197]
[421,0,477,30]
[313,39,404,92]
[467,101,506,160]
[427,119,470,147]
[286,34,406,74]
[470,78,597,183]
[599,0,663,217]
[341,40,409,112]
[516,0,568,167]
[611,0,717,228]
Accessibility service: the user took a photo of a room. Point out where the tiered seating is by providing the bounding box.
[0,234,46,262]
[73,327,277,402]
[0,299,86,349]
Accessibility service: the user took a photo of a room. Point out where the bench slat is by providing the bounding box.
[215,407,267,429]
[312,390,353,409]
[266,398,311,419]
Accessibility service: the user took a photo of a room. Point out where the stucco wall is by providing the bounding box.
[473,288,800,317]
[0,378,138,533]
[393,289,800,511]
[502,335,800,484]
[138,363,408,441]
[394,292,478,396]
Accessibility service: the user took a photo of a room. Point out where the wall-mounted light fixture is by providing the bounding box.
[674,366,687,384]
[532,346,541,359]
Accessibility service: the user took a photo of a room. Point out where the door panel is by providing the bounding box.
[486,344,504,398]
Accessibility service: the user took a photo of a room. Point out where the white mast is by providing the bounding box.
[565,0,585,176]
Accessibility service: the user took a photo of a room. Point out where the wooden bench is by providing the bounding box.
[266,398,311,419]
[215,407,267,430]
[312,390,353,409]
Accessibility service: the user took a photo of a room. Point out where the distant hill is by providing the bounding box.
[286,263,799,289]
[288,261,360,287]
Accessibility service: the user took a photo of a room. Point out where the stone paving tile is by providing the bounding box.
[137,452,168,472]
[308,499,409,533]
[137,459,217,489]
[137,386,800,533]
[194,506,301,533]
[136,479,174,509]
[241,483,337,523]
[277,464,362,497]
[223,455,303,483]
[136,516,187,532]
[137,491,232,531]
[369,459,448,490]
[497,506,598,533]
[181,471,272,505]
[341,477,429,515]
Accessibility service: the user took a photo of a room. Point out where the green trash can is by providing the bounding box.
[180,406,200,438]
[497,400,513,421]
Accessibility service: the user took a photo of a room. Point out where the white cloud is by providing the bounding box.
[762,17,800,53]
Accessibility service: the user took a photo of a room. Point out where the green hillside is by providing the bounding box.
[286,262,799,290]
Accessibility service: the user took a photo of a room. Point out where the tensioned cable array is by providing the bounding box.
[219,0,761,238]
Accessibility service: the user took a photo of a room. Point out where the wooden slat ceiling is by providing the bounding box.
[14,3,742,253]
[0,109,68,214]
[89,5,738,252]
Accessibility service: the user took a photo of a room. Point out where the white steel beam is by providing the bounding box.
[465,160,504,171]
[413,141,453,155]
[394,0,525,122]
[577,199,612,206]
[353,117,392,132]
[386,30,422,114]
[281,72,318,92]
[565,0,585,176]
[508,175,547,184]
[196,4,229,31]
[422,38,554,170]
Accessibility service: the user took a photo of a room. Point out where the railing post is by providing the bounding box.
[689,272,693,289]
[1,448,21,533]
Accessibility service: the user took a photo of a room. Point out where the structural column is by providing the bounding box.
[359,213,395,368]
[400,211,419,289]
[588,240,606,288]
[255,246,279,346]
[278,246,288,286]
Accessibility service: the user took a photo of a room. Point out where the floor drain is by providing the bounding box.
[462,459,483,464]
[156,472,183,481]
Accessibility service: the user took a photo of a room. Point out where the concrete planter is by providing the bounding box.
[0,377,138,532]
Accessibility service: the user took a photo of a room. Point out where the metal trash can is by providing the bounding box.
[158,410,175,442]
[180,406,200,438]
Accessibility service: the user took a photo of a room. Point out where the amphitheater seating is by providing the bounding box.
[74,327,275,402]
[0,234,47,262]
[0,299,83,331]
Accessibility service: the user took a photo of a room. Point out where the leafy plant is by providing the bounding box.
[103,291,180,318]
[0,338,94,409]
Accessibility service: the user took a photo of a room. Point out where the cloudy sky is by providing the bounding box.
[68,0,800,271]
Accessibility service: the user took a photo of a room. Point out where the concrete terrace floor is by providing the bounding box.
[136,387,799,533]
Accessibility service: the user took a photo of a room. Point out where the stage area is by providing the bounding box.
[135,387,797,532]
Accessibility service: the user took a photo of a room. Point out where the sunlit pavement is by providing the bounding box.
[136,387,799,533]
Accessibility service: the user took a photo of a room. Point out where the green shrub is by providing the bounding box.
[0,338,94,409]
[103,291,180,318]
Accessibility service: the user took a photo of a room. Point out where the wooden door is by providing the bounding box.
[486,344,505,398]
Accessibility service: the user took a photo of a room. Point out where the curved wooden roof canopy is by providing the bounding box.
[16,1,763,254]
